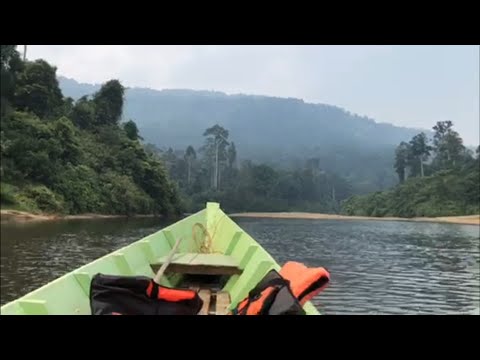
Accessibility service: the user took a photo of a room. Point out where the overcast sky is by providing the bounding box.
[25,45,479,146]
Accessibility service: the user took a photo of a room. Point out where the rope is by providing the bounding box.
[191,213,229,254]
[192,223,212,253]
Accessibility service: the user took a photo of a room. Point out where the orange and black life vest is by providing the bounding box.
[231,261,330,315]
[89,274,203,315]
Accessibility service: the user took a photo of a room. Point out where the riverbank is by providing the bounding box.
[2,209,479,226]
[229,212,480,225]
[0,210,160,223]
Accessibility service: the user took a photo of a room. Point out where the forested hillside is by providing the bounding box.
[0,45,181,216]
[59,76,424,194]
[341,121,480,217]
[146,124,353,213]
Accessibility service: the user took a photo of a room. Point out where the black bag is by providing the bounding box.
[231,269,306,315]
[89,273,203,315]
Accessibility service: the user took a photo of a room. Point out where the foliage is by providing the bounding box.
[150,126,354,214]
[342,121,479,217]
[1,50,181,217]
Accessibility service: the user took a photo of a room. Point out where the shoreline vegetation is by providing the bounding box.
[2,209,478,226]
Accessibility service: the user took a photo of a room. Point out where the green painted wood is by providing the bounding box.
[239,246,259,269]
[225,232,243,255]
[222,274,240,292]
[113,253,133,275]
[74,273,91,296]
[140,241,155,262]
[229,260,274,309]
[163,230,175,248]
[18,300,48,315]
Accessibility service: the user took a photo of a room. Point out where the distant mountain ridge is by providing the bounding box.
[58,75,428,193]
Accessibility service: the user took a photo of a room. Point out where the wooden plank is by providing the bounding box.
[215,291,231,315]
[198,289,211,315]
[151,263,242,276]
[151,253,242,276]
[189,285,200,292]
[156,253,240,267]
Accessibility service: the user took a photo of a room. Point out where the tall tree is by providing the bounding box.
[93,80,124,125]
[432,120,464,167]
[432,120,453,152]
[184,145,196,185]
[123,119,142,141]
[394,141,410,183]
[227,142,237,168]
[202,124,229,189]
[409,133,432,177]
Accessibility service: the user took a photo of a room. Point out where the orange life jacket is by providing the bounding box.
[231,261,330,315]
[280,261,330,305]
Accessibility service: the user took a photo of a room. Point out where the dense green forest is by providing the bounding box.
[59,76,422,194]
[341,121,480,217]
[0,45,181,216]
[146,124,353,213]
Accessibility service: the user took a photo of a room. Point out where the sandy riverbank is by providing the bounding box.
[229,212,480,226]
[2,209,478,226]
[0,210,159,223]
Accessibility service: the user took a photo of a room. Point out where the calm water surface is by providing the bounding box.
[1,217,479,314]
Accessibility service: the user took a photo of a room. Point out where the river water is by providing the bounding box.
[1,217,479,314]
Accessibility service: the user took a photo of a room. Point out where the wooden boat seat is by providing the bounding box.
[150,253,242,276]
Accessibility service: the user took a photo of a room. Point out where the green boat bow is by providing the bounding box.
[0,202,320,315]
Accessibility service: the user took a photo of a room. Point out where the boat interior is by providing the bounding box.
[150,252,242,315]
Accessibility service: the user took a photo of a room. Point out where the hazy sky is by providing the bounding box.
[26,45,479,145]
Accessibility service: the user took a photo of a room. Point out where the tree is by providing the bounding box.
[432,120,464,168]
[0,45,18,68]
[71,96,95,129]
[251,164,278,196]
[93,80,124,125]
[433,120,453,150]
[123,119,142,141]
[394,142,410,183]
[13,59,63,119]
[184,145,196,185]
[409,133,432,177]
[1,45,23,117]
[202,124,229,189]
[443,131,464,167]
[51,116,81,166]
[227,142,237,168]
